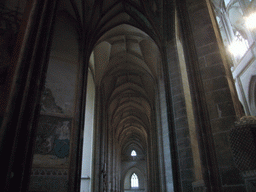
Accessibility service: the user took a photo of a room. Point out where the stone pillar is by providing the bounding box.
[0,0,59,191]
[176,0,245,191]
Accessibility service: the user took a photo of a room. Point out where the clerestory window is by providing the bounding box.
[131,150,137,156]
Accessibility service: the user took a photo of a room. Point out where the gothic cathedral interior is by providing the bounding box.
[1,0,256,192]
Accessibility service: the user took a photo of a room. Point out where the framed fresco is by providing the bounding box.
[32,114,72,168]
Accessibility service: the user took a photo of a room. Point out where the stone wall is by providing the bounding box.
[166,38,196,191]
[176,0,246,191]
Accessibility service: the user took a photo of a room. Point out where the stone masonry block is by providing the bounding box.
[175,108,187,118]
[200,64,225,80]
[189,8,211,29]
[203,76,229,93]
[179,148,193,159]
[171,84,183,96]
[174,101,186,112]
[198,57,206,69]
[172,94,185,104]
[182,180,193,192]
[177,137,191,149]
[217,102,236,117]
[205,52,223,66]
[197,43,219,57]
[176,128,190,139]
[210,89,233,104]
[220,167,244,185]
[194,25,216,48]
[180,169,194,181]
[213,132,234,167]
[210,116,236,134]
[180,157,194,169]
[175,117,188,129]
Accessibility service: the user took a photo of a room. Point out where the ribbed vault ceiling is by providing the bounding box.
[94,24,160,157]
[59,0,162,159]
[58,0,162,50]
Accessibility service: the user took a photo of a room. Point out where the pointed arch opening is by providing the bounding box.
[91,23,163,192]
[131,173,139,188]
[131,150,137,157]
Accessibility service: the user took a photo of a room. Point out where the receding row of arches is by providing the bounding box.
[89,23,162,192]
[25,0,168,190]
[1,0,248,192]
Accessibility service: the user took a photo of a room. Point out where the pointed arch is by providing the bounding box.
[131,173,139,187]
[131,150,137,156]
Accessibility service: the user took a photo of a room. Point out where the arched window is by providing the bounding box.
[131,150,137,156]
[228,31,249,58]
[131,173,139,188]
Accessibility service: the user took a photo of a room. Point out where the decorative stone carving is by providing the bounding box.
[230,116,256,172]
[230,116,256,192]
[234,116,256,126]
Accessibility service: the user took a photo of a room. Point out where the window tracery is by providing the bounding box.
[131,173,139,188]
